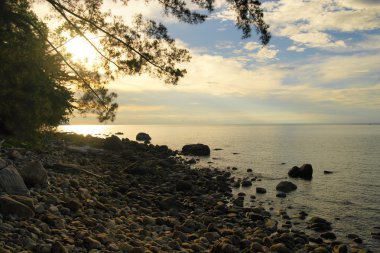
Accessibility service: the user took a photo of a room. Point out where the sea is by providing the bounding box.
[58,124,380,250]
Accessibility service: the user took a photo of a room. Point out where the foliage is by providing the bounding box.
[0,0,74,135]
[0,0,270,135]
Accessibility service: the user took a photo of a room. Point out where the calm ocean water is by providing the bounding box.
[59,124,380,249]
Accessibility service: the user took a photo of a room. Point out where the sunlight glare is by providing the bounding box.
[65,36,98,64]
[58,125,107,136]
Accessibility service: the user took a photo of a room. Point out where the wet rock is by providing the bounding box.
[288,164,313,180]
[276,192,287,198]
[321,232,336,240]
[0,195,34,218]
[333,244,349,253]
[241,180,252,187]
[182,144,210,156]
[276,181,297,193]
[103,135,123,150]
[324,170,333,174]
[0,163,29,195]
[136,132,151,142]
[256,187,267,194]
[18,160,48,187]
[308,216,332,232]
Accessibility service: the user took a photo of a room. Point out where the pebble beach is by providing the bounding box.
[0,133,376,252]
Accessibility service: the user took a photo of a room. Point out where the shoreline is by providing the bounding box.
[0,133,375,252]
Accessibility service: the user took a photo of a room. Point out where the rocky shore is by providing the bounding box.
[0,133,374,252]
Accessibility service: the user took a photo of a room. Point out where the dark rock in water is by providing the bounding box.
[214,148,223,151]
[308,216,332,232]
[115,132,123,135]
[182,144,210,156]
[103,135,123,150]
[324,170,333,174]
[288,164,313,180]
[186,158,196,164]
[256,187,267,194]
[232,181,240,188]
[276,192,287,198]
[136,132,151,142]
[18,160,47,187]
[276,181,297,193]
[232,196,244,207]
[0,163,29,195]
[247,168,253,172]
[321,232,336,240]
[0,195,34,218]
[241,180,252,187]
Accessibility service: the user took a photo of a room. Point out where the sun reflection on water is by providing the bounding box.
[58,125,108,136]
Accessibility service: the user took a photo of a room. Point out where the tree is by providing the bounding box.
[0,0,270,134]
[0,0,74,135]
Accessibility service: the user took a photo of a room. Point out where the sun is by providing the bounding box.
[64,35,99,64]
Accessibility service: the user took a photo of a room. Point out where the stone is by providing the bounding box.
[276,192,287,198]
[256,187,267,194]
[51,242,68,253]
[136,132,151,142]
[210,242,240,253]
[308,216,332,232]
[8,150,23,160]
[333,244,349,253]
[270,243,292,253]
[321,232,336,240]
[103,135,123,150]
[288,164,313,180]
[52,163,81,174]
[182,144,210,156]
[324,170,333,174]
[41,214,65,228]
[276,181,297,193]
[18,160,48,187]
[64,199,82,212]
[0,195,34,218]
[84,236,102,249]
[0,163,29,195]
[176,181,193,192]
[241,180,252,187]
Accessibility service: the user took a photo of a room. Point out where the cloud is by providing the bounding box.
[244,42,261,51]
[287,45,305,52]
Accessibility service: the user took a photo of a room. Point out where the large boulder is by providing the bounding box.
[276,181,297,193]
[0,195,34,219]
[182,144,210,156]
[136,132,151,142]
[18,160,48,187]
[0,161,29,195]
[103,135,123,150]
[288,164,313,180]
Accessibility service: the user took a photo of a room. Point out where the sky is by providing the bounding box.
[36,0,380,124]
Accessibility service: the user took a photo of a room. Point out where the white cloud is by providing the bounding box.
[244,42,261,51]
[287,45,305,52]
[249,47,279,62]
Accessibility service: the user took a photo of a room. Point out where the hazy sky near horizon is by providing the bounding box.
[37,0,380,124]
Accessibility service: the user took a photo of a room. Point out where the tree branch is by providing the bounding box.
[45,0,169,74]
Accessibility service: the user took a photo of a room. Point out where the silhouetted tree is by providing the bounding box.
[0,0,270,134]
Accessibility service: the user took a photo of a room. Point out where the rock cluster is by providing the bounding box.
[288,164,313,180]
[182,143,210,156]
[0,134,373,252]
